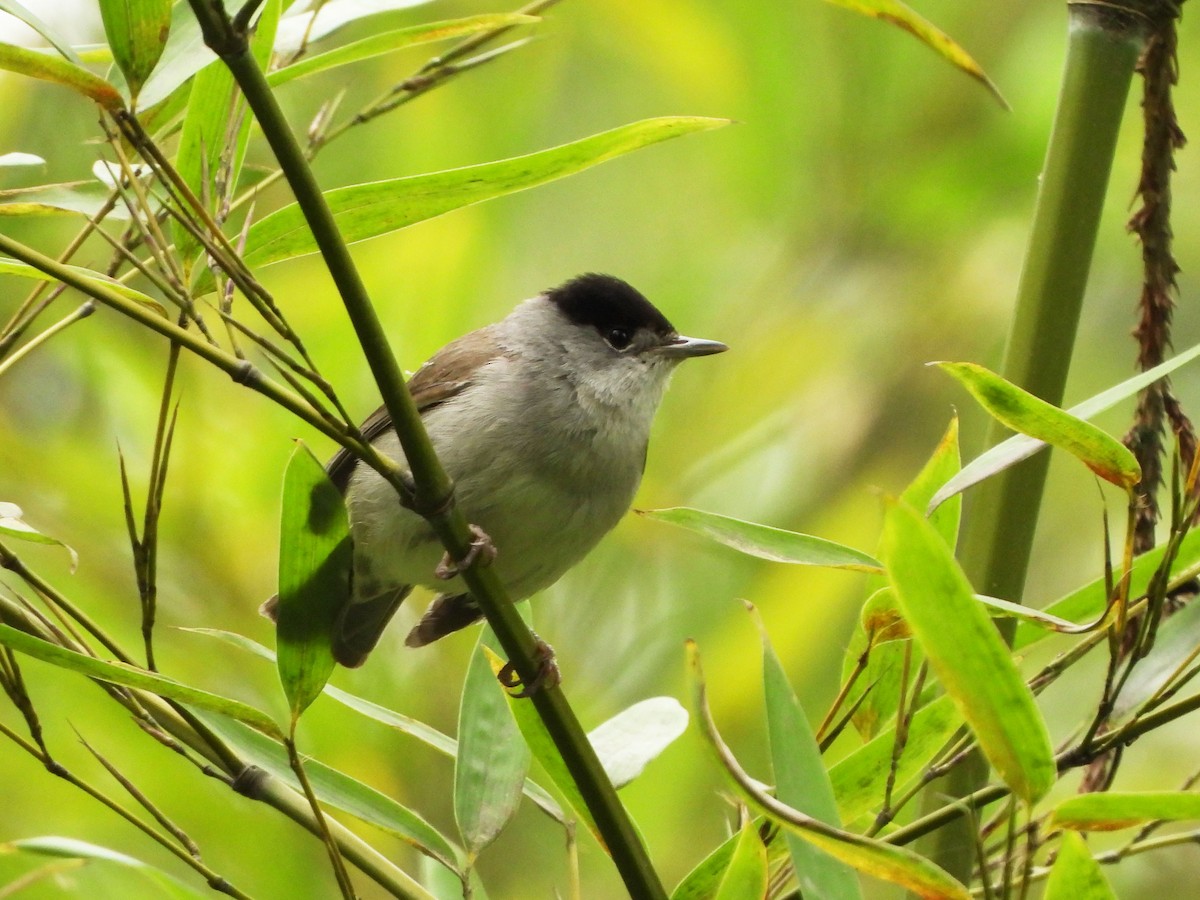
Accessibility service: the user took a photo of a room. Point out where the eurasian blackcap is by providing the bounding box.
[270,273,726,668]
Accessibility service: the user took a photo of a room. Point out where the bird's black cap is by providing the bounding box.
[546,273,676,337]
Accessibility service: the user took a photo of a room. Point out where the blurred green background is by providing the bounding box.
[3,0,1200,896]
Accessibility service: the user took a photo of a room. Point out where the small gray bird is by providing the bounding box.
[274,273,726,668]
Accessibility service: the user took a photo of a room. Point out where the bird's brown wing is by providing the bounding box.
[325,326,504,492]
[322,327,507,665]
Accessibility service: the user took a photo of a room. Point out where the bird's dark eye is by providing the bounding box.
[605,327,634,350]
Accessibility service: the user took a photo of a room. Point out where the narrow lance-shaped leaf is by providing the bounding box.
[670,819,791,900]
[638,507,881,571]
[98,0,172,102]
[0,257,166,315]
[0,181,129,219]
[275,441,351,722]
[711,823,768,900]
[0,0,82,62]
[274,0,439,51]
[456,639,530,857]
[210,117,728,289]
[0,502,78,569]
[846,418,958,739]
[1049,792,1200,832]
[173,0,279,268]
[268,14,538,87]
[1044,832,1117,900]
[881,499,1055,803]
[822,0,1006,108]
[8,837,208,899]
[756,606,861,899]
[587,696,688,789]
[0,42,124,109]
[936,361,1140,491]
[481,645,600,842]
[0,625,283,739]
[688,642,970,900]
[931,339,1200,511]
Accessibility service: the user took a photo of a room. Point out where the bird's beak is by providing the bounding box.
[656,335,729,359]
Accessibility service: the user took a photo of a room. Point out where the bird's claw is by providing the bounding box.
[498,637,560,698]
[435,524,496,580]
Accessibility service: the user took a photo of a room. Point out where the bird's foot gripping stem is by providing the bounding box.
[498,636,560,698]
[435,524,496,580]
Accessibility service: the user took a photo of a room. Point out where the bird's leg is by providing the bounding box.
[498,634,560,698]
[435,523,496,580]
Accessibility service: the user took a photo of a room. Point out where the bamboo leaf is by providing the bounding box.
[847,419,957,738]
[639,507,881,571]
[822,0,1006,108]
[274,441,351,722]
[588,697,688,789]
[670,821,790,900]
[0,625,283,738]
[7,837,207,899]
[275,0,437,51]
[712,823,768,900]
[881,499,1055,803]
[173,0,278,268]
[0,151,44,166]
[0,181,128,219]
[1049,792,1200,832]
[456,639,530,856]
[0,256,165,314]
[98,0,172,102]
[481,644,600,841]
[759,610,862,899]
[197,714,463,871]
[1012,527,1200,651]
[136,0,238,110]
[268,14,537,87]
[829,695,960,825]
[214,117,728,286]
[935,361,1140,491]
[0,42,124,109]
[931,340,1200,512]
[0,502,78,570]
[1044,831,1116,900]
[1111,596,1200,721]
[0,1,82,62]
[689,642,970,899]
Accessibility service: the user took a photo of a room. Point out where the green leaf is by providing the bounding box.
[275,441,351,722]
[1049,792,1200,832]
[846,419,958,739]
[936,361,1140,491]
[197,714,463,871]
[0,181,129,219]
[7,837,208,899]
[0,502,78,570]
[822,0,1006,108]
[881,499,1055,803]
[688,642,970,899]
[216,117,728,285]
[829,694,960,825]
[712,823,768,900]
[268,14,537,87]
[455,638,530,857]
[639,507,881,571]
[98,0,172,102]
[181,627,567,822]
[1012,527,1200,651]
[589,697,687,789]
[482,645,601,841]
[0,256,166,315]
[670,821,790,900]
[1111,595,1200,721]
[173,0,279,268]
[137,0,239,110]
[275,0,445,51]
[1044,832,1116,900]
[759,612,861,899]
[0,1,82,62]
[932,340,1200,512]
[0,42,124,109]
[0,625,283,739]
